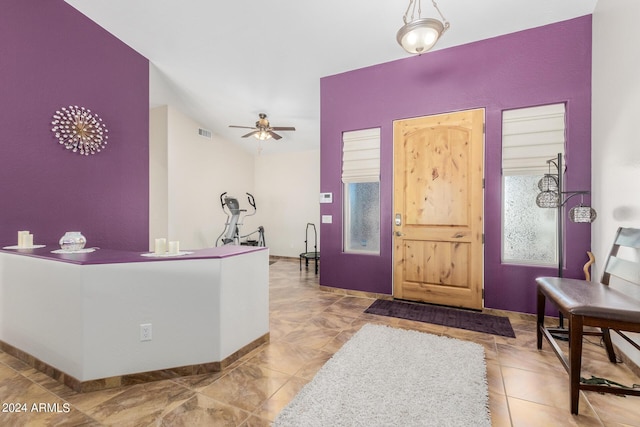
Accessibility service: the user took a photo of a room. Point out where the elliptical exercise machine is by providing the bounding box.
[215,192,265,247]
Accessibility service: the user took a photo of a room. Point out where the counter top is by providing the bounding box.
[0,244,267,265]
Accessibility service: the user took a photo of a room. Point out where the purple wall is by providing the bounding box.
[1,0,149,251]
[320,16,592,315]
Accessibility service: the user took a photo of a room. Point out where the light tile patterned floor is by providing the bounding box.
[1,258,639,426]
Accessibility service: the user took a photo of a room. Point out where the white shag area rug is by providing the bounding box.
[274,324,490,427]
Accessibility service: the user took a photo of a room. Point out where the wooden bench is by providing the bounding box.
[536,227,640,414]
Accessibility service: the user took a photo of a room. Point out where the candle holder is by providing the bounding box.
[59,232,87,250]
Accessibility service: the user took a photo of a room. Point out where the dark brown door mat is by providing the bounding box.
[365,299,516,338]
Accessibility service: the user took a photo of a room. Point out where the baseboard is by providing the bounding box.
[319,285,392,301]
[482,307,559,326]
[0,333,269,393]
[269,255,298,262]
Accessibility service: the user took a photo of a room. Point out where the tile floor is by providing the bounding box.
[1,258,640,426]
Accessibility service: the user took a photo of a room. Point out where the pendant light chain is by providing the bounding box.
[402,0,450,31]
[432,0,450,30]
[403,0,417,24]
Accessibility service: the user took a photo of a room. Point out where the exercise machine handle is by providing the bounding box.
[246,193,256,209]
[219,192,228,208]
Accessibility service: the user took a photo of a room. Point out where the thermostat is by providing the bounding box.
[319,192,333,204]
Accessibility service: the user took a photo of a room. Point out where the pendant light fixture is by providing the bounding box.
[397,0,450,54]
[536,161,560,208]
[537,174,558,193]
[568,194,597,223]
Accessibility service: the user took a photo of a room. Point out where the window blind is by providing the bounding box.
[342,128,380,183]
[502,103,565,175]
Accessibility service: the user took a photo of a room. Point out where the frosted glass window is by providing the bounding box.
[344,182,380,254]
[502,175,557,265]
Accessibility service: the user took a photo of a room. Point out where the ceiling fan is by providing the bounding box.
[229,113,296,141]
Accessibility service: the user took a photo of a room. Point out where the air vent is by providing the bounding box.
[198,128,212,139]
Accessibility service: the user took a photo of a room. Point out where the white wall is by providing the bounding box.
[150,61,320,257]
[149,106,169,250]
[150,105,255,250]
[592,0,640,366]
[150,104,320,257]
[254,150,321,257]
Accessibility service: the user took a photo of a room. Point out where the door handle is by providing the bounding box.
[395,231,404,237]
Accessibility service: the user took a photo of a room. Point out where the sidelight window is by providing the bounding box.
[342,128,380,254]
[501,104,565,265]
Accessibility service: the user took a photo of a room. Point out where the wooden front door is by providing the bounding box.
[393,109,484,309]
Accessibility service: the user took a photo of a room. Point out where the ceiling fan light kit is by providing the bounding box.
[255,130,272,141]
[397,0,449,54]
[229,113,295,142]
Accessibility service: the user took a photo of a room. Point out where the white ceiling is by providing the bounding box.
[64,0,597,155]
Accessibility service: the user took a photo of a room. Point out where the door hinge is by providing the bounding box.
[482,178,485,189]
[482,233,485,244]
[483,122,486,134]
[482,289,485,299]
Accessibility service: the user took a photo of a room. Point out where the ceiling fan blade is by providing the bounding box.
[229,125,257,130]
[242,131,259,138]
[230,114,295,140]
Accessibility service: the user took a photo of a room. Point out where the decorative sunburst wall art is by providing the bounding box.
[52,106,109,155]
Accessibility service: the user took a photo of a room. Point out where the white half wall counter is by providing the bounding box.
[0,245,269,391]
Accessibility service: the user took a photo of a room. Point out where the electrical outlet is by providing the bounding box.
[140,323,152,341]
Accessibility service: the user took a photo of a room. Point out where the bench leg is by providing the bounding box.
[568,314,584,414]
[536,288,546,350]
[601,328,617,363]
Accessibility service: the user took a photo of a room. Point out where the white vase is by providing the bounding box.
[59,231,87,250]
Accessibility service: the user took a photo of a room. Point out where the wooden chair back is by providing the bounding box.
[601,227,640,287]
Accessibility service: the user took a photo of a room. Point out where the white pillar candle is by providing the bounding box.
[24,234,34,247]
[18,231,29,247]
[168,241,180,254]
[154,238,167,255]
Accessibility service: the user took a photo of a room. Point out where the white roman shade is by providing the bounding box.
[502,103,566,175]
[342,128,380,183]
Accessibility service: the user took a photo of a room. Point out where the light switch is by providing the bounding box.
[322,215,332,224]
